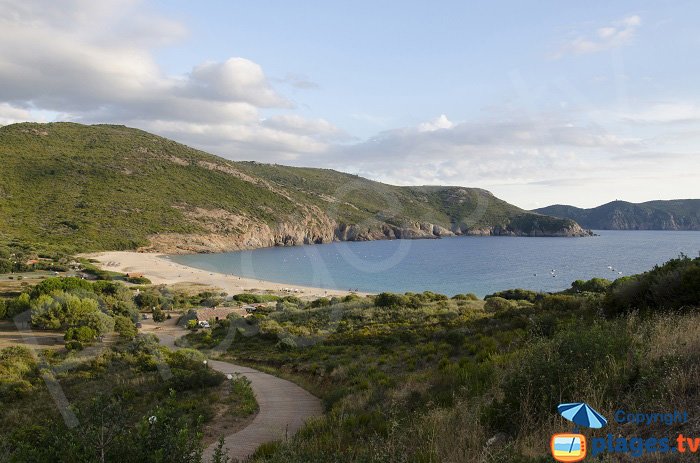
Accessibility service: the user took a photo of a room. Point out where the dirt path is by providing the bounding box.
[145,322,323,461]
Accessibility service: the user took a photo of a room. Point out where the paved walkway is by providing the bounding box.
[152,328,323,461]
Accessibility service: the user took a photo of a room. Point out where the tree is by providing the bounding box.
[82,311,115,336]
[114,316,137,339]
[65,326,97,343]
[135,292,160,310]
[30,294,63,329]
[152,307,166,323]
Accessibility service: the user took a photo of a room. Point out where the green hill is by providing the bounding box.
[0,122,589,254]
[534,199,700,230]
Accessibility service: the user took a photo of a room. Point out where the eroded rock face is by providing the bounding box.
[141,206,591,254]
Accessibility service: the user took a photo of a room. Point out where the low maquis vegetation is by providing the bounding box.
[0,335,254,462]
[181,256,700,462]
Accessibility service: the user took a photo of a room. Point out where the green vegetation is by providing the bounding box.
[0,122,583,254]
[0,334,257,462]
[178,256,700,462]
[534,199,700,230]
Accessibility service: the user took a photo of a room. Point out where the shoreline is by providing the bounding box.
[84,251,365,300]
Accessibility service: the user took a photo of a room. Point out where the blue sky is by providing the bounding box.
[1,0,699,208]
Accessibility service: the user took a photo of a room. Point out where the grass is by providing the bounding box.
[0,122,581,254]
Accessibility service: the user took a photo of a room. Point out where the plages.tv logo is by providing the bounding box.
[551,402,607,462]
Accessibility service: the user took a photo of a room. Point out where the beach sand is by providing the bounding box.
[84,251,363,300]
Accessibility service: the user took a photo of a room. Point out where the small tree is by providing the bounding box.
[152,307,166,323]
[114,315,137,339]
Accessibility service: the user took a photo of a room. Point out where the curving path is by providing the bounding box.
[152,327,323,461]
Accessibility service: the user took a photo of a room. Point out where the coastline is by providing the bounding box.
[84,251,365,300]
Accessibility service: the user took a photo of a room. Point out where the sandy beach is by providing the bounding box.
[84,251,363,300]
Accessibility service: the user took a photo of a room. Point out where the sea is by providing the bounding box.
[169,230,700,297]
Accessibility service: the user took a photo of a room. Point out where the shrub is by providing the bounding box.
[64,326,97,343]
[536,294,587,313]
[484,297,517,313]
[374,292,408,307]
[233,293,279,304]
[570,277,611,293]
[603,255,700,316]
[485,289,539,302]
[65,340,84,350]
[309,297,331,308]
[152,307,166,323]
[452,293,480,301]
[126,276,151,285]
[276,336,297,351]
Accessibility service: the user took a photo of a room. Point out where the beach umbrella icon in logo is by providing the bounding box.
[557,402,607,429]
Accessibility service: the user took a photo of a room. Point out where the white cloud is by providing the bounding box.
[0,0,336,157]
[184,58,289,108]
[553,15,642,58]
[418,114,454,132]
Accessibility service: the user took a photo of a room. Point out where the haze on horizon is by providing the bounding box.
[0,0,698,209]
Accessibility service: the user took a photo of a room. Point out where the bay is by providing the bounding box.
[169,230,700,297]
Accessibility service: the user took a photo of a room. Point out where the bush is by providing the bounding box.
[65,340,84,350]
[152,307,166,323]
[570,277,611,293]
[604,255,700,316]
[232,293,279,304]
[485,289,539,302]
[484,297,517,313]
[452,293,480,301]
[374,292,408,308]
[64,326,97,343]
[536,294,587,313]
[126,276,151,285]
[309,297,331,308]
[276,336,297,351]
[487,321,635,435]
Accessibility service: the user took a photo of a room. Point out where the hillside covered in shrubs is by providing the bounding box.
[181,255,700,462]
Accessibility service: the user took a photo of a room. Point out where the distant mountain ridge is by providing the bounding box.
[0,122,590,254]
[533,200,700,230]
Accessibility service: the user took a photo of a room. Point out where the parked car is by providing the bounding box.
[198,320,210,328]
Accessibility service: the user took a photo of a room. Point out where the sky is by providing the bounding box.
[0,0,699,209]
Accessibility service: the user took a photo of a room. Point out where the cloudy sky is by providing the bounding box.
[1,0,699,208]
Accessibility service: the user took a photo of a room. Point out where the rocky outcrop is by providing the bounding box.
[141,207,591,254]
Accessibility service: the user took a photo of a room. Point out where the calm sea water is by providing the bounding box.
[169,231,700,297]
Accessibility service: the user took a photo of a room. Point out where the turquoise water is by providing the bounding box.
[169,231,700,297]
